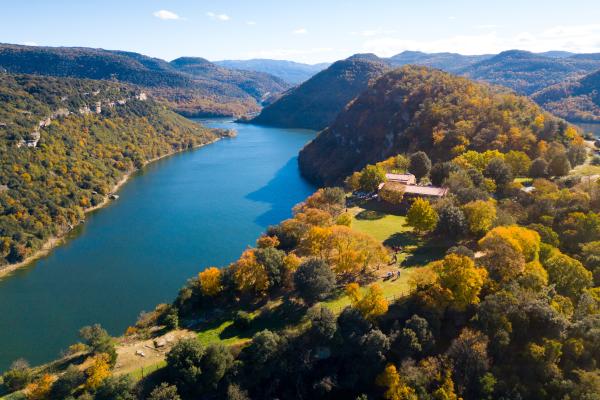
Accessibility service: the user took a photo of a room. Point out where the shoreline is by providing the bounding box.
[0,137,223,280]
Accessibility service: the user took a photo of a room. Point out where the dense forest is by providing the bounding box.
[532,69,600,122]
[0,44,289,117]
[249,54,390,130]
[299,65,574,186]
[0,73,223,268]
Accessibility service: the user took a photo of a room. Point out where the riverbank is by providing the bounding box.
[0,136,225,280]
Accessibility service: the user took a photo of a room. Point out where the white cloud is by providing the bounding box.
[361,24,600,56]
[246,21,257,26]
[153,10,181,20]
[448,16,457,20]
[207,12,230,21]
[23,41,38,46]
[292,28,308,35]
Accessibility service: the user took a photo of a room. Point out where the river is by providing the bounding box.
[0,119,316,371]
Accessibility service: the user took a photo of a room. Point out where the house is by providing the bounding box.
[378,177,448,202]
[385,173,416,185]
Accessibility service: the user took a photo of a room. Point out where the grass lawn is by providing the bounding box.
[569,164,600,177]
[321,266,424,313]
[349,204,449,267]
[514,177,533,185]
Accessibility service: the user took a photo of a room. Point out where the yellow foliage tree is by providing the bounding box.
[432,254,488,311]
[346,283,389,320]
[25,374,54,400]
[233,250,269,295]
[85,353,111,390]
[432,369,461,400]
[376,363,418,400]
[462,200,496,236]
[199,267,223,297]
[406,197,438,234]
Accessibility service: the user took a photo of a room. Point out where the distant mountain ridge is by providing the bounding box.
[458,49,600,95]
[249,54,390,130]
[215,59,329,84]
[0,43,289,117]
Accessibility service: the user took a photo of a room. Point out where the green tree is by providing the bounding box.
[148,383,181,400]
[407,197,438,234]
[359,165,386,192]
[166,338,205,394]
[294,258,336,304]
[79,324,117,366]
[409,151,432,181]
[548,153,571,176]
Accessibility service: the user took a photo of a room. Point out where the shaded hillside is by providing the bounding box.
[0,73,222,267]
[0,44,288,117]
[532,68,600,122]
[215,59,328,84]
[388,50,491,72]
[460,50,600,95]
[170,57,289,101]
[299,65,570,185]
[250,54,390,130]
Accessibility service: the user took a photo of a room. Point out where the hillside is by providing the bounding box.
[532,68,600,122]
[0,73,223,268]
[460,49,600,95]
[169,57,289,101]
[215,59,329,84]
[249,54,390,130]
[388,50,491,72]
[0,44,288,117]
[299,65,570,185]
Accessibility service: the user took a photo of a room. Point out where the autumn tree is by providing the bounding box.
[504,150,531,177]
[478,226,541,283]
[232,249,269,296]
[346,283,389,320]
[544,252,593,299]
[199,267,223,297]
[379,182,406,205]
[462,200,496,236]
[432,254,488,311]
[85,353,111,390]
[25,374,53,400]
[359,164,387,192]
[407,197,438,234]
[376,363,417,400]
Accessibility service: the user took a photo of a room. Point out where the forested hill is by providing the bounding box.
[532,68,600,122]
[249,54,390,130]
[214,59,329,84]
[0,43,288,117]
[169,57,289,101]
[299,65,571,186]
[0,73,222,267]
[459,50,600,95]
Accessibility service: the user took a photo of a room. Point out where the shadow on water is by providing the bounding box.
[246,157,314,227]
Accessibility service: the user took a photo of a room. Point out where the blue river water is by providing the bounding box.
[0,119,315,370]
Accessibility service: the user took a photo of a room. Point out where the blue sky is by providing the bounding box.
[2,0,600,63]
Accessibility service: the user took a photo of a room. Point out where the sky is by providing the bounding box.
[2,0,600,64]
